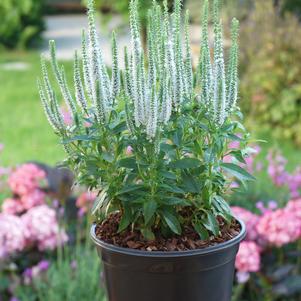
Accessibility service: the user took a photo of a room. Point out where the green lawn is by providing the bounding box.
[0,51,73,166]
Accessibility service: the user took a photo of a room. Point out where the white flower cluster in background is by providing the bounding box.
[38,0,240,140]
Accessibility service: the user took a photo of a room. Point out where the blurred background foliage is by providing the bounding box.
[0,0,44,49]
[239,0,301,145]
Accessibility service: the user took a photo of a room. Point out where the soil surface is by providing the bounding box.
[95,213,241,252]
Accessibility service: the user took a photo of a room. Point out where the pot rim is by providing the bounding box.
[90,218,246,258]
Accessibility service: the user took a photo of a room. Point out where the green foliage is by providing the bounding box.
[14,246,106,301]
[240,0,301,145]
[39,0,252,239]
[88,0,173,27]
[0,0,44,49]
[282,0,301,17]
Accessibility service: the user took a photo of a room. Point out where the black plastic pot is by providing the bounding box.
[91,219,246,301]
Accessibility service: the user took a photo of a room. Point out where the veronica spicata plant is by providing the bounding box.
[38,0,254,240]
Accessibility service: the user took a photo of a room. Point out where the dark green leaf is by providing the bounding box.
[141,228,155,240]
[160,143,176,153]
[111,121,127,134]
[160,171,177,180]
[221,123,236,132]
[91,190,108,215]
[173,128,183,146]
[203,212,219,236]
[228,150,246,164]
[118,208,132,232]
[199,123,209,131]
[161,210,182,235]
[160,197,190,206]
[117,184,144,195]
[181,172,201,193]
[118,157,137,169]
[159,184,185,194]
[63,135,97,143]
[103,152,114,163]
[226,134,243,141]
[193,222,209,240]
[171,158,201,169]
[221,163,255,181]
[143,200,157,224]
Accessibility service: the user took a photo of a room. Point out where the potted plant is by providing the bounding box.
[38,0,253,300]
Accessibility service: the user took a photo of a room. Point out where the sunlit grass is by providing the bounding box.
[0,50,73,166]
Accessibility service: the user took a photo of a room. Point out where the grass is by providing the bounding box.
[0,50,73,166]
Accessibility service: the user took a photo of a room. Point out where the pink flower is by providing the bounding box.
[267,151,288,187]
[125,146,133,156]
[286,198,301,219]
[2,190,45,214]
[8,164,46,196]
[22,205,68,251]
[235,241,261,273]
[286,169,301,199]
[60,106,73,126]
[2,198,24,215]
[236,271,250,284]
[256,200,278,215]
[20,190,46,210]
[76,191,97,214]
[245,145,261,173]
[257,209,301,247]
[231,206,260,241]
[23,260,50,285]
[0,214,26,258]
[285,199,301,236]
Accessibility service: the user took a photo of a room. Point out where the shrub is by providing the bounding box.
[38,0,254,243]
[0,0,44,49]
[240,0,301,145]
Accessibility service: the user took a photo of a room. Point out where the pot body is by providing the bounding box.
[91,220,246,301]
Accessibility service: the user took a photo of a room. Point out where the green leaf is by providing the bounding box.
[117,184,144,195]
[173,128,183,146]
[143,200,157,224]
[103,152,114,163]
[226,134,243,141]
[141,228,155,240]
[171,158,202,169]
[111,121,127,134]
[193,222,209,240]
[118,208,132,233]
[160,171,177,180]
[221,162,255,181]
[161,210,182,235]
[199,123,209,131]
[203,212,219,236]
[181,172,201,193]
[160,143,176,153]
[160,197,190,206]
[202,181,212,207]
[63,135,97,143]
[91,189,107,215]
[221,123,236,132]
[159,184,185,194]
[118,157,137,169]
[228,150,246,164]
[214,196,232,214]
[212,196,232,223]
